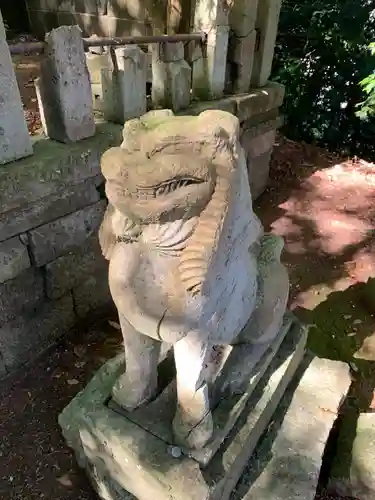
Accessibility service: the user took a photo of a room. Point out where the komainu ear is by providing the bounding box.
[98,204,117,261]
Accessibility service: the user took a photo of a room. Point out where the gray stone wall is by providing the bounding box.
[0,122,122,378]
[26,0,166,38]
[185,81,285,201]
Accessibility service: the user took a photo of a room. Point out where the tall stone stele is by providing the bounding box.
[59,109,296,500]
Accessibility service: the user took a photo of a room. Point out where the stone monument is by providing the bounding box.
[59,109,309,500]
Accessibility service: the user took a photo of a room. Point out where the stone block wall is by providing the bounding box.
[0,122,122,378]
[186,81,285,201]
[26,0,166,38]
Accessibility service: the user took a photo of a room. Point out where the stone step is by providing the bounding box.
[231,357,351,500]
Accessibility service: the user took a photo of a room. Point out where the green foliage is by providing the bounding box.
[356,43,375,120]
[272,0,375,158]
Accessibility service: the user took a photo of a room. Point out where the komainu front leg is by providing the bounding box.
[172,334,213,450]
[112,314,161,411]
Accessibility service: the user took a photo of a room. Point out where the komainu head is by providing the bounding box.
[100,109,243,296]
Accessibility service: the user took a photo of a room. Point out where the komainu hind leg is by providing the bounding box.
[237,233,289,345]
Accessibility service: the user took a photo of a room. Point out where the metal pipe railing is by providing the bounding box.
[8,32,207,55]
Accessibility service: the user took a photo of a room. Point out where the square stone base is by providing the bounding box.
[59,318,308,500]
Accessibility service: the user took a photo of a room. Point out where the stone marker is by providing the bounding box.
[192,0,230,99]
[0,11,32,164]
[101,46,147,124]
[36,25,95,143]
[58,108,314,499]
[252,0,283,87]
[232,357,351,500]
[228,0,259,93]
[151,42,191,111]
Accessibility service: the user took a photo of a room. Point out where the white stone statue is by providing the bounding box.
[98,109,289,450]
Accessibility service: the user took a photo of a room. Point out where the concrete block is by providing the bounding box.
[233,358,351,500]
[0,12,33,164]
[45,235,107,299]
[0,268,45,326]
[251,0,283,87]
[28,200,107,267]
[58,319,308,500]
[0,179,100,243]
[151,43,191,112]
[0,122,122,214]
[0,294,75,371]
[0,236,30,284]
[72,267,112,318]
[37,25,95,142]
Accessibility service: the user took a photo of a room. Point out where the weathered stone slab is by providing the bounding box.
[247,149,272,201]
[251,0,282,87]
[59,318,308,500]
[0,268,45,326]
[232,357,351,500]
[72,267,111,318]
[0,236,30,284]
[241,129,276,159]
[115,45,147,120]
[0,121,121,214]
[151,43,191,112]
[28,200,106,267]
[0,295,75,371]
[235,83,285,122]
[228,30,257,94]
[0,11,33,164]
[183,83,285,122]
[0,179,100,243]
[229,0,259,36]
[37,25,95,142]
[86,51,112,85]
[45,235,106,299]
[192,25,230,100]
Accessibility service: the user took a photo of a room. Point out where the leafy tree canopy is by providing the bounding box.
[272,0,375,158]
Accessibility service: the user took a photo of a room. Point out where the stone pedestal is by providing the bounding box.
[59,314,309,500]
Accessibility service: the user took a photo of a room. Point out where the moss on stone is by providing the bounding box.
[0,122,122,213]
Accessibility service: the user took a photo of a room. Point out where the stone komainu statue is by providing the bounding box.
[99,109,289,450]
